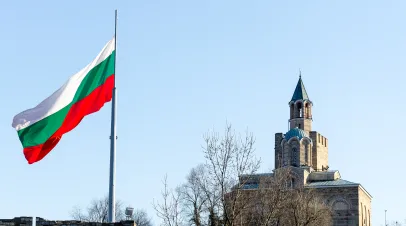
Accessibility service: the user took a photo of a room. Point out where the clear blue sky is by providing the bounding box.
[1,0,404,225]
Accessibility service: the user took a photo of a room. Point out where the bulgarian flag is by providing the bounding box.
[12,37,116,164]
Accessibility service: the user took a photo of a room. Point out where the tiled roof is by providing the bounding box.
[308,170,341,182]
[284,127,309,141]
[240,173,273,177]
[291,76,310,102]
[305,179,359,188]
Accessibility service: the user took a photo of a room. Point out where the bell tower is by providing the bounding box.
[289,74,313,133]
[275,73,329,172]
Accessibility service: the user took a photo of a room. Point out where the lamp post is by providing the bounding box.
[385,210,387,226]
[125,207,134,220]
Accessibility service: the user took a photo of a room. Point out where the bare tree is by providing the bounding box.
[243,168,293,226]
[281,188,332,226]
[71,195,153,226]
[153,175,184,226]
[154,124,333,226]
[198,165,221,226]
[70,195,124,222]
[70,205,88,222]
[203,123,261,226]
[178,164,208,226]
[225,168,332,226]
[131,209,154,226]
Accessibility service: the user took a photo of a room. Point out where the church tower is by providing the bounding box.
[289,74,312,132]
[274,75,329,172]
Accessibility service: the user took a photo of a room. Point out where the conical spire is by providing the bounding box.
[290,74,310,102]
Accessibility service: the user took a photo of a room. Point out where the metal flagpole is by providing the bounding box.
[108,9,118,223]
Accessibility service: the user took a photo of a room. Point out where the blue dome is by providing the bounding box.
[284,127,309,141]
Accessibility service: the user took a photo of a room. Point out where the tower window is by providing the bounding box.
[305,103,310,118]
[296,102,303,118]
[291,147,298,166]
[290,104,294,119]
[298,123,301,129]
[283,149,288,166]
[305,144,309,165]
[285,177,295,189]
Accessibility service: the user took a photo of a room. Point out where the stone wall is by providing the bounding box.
[274,133,283,169]
[289,118,312,131]
[358,187,372,226]
[0,217,136,226]
[309,131,328,171]
[312,186,361,226]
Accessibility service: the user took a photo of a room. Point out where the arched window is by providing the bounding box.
[364,206,367,225]
[290,103,294,119]
[305,103,309,118]
[361,203,363,224]
[296,102,303,118]
[304,144,309,165]
[368,210,370,226]
[333,201,348,211]
[285,174,296,189]
[283,145,289,166]
[333,200,349,218]
[291,147,298,166]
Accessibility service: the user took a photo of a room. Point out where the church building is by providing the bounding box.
[237,76,372,226]
[274,76,372,225]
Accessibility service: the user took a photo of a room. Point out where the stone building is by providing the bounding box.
[0,217,136,226]
[238,76,372,226]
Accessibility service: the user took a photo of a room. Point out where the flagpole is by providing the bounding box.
[108,9,118,223]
